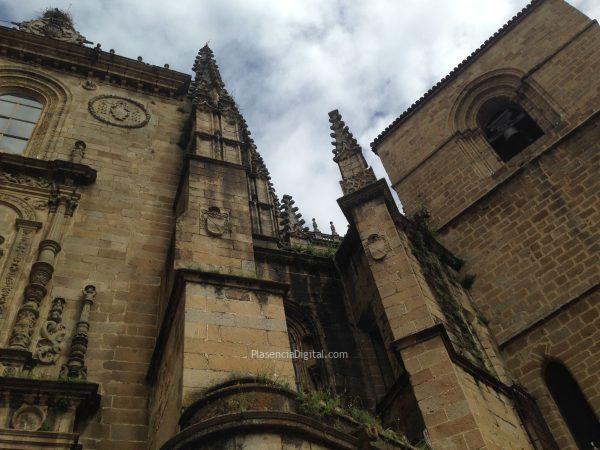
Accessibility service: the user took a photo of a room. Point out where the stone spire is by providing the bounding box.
[188,44,237,111]
[329,109,376,195]
[279,195,308,238]
[14,8,90,45]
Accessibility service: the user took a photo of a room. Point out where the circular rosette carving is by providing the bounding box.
[11,405,46,431]
[88,95,150,128]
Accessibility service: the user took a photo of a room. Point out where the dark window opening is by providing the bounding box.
[479,98,543,162]
[358,313,394,399]
[544,361,600,449]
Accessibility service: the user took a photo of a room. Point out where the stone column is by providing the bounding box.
[61,285,95,380]
[8,194,75,350]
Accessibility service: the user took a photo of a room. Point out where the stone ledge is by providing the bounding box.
[164,410,360,450]
[0,25,190,98]
[178,268,289,296]
[0,376,100,407]
[0,428,81,450]
[0,153,96,186]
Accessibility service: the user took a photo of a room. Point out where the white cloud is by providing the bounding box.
[1,0,597,231]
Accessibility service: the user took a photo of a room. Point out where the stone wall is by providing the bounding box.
[502,291,599,449]
[180,280,295,406]
[375,0,597,227]
[255,249,367,398]
[371,2,599,445]
[439,121,599,342]
[0,57,187,449]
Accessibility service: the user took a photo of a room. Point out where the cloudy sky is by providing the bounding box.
[0,0,597,232]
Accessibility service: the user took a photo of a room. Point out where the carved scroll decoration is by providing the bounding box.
[34,297,67,364]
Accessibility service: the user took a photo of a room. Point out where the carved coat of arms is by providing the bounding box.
[202,207,230,237]
[366,234,390,261]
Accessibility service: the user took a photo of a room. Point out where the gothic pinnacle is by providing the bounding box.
[328,109,376,195]
[328,109,362,162]
[188,44,233,107]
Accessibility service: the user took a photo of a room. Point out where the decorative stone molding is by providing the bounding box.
[365,234,390,261]
[88,95,150,128]
[202,207,230,237]
[0,152,96,187]
[0,171,53,190]
[0,196,42,322]
[0,375,100,443]
[0,27,190,99]
[34,297,67,365]
[61,285,96,380]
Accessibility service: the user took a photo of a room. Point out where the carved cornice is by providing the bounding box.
[0,25,190,98]
[0,153,96,187]
[254,246,338,270]
[0,376,100,410]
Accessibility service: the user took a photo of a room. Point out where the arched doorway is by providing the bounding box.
[544,360,599,449]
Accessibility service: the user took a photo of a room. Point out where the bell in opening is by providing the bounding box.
[478,98,544,162]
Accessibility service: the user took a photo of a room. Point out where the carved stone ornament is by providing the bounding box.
[34,297,67,364]
[88,95,150,128]
[0,170,53,189]
[11,405,46,431]
[340,167,377,195]
[15,9,89,45]
[202,207,230,237]
[366,234,390,261]
[81,79,97,90]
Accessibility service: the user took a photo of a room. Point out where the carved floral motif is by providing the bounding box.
[88,95,150,128]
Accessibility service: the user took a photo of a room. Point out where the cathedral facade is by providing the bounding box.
[0,1,597,449]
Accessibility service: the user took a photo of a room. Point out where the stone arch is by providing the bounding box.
[0,193,42,326]
[0,67,72,159]
[284,301,331,392]
[447,68,564,174]
[542,358,600,448]
[0,192,38,221]
[449,68,562,132]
